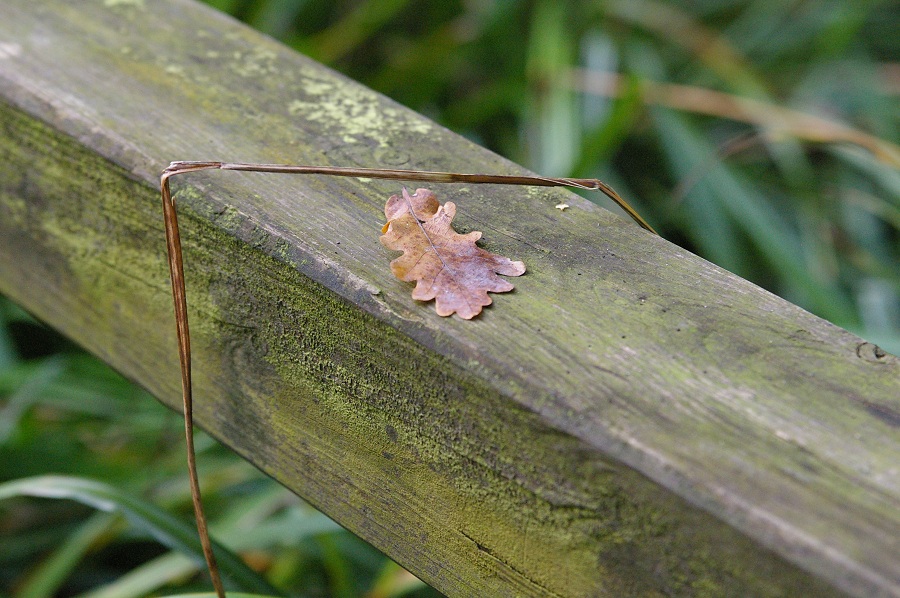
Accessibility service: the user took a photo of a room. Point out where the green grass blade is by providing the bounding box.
[0,475,279,595]
[0,356,66,444]
[77,552,194,598]
[16,512,120,598]
[654,108,860,325]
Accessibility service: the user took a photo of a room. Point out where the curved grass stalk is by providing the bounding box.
[160,161,657,597]
[568,69,900,168]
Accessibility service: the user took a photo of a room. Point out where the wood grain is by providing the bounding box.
[0,1,897,596]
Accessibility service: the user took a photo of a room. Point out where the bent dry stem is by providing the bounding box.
[159,160,657,597]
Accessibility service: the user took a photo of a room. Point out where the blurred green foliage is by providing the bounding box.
[1,0,897,595]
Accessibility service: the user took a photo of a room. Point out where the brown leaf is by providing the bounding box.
[380,188,525,319]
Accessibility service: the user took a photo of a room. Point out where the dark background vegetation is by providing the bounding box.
[2,0,897,595]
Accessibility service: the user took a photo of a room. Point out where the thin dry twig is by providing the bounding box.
[160,161,656,597]
[160,165,226,598]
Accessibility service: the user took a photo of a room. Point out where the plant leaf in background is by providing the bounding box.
[0,475,278,595]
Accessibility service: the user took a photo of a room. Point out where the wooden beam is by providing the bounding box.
[1,0,897,596]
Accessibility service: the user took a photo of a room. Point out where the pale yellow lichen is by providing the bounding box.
[104,0,144,7]
[230,47,279,78]
[288,78,432,146]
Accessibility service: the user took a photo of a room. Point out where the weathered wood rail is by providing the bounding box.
[1,1,898,596]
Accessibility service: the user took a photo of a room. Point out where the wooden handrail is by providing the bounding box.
[1,0,897,595]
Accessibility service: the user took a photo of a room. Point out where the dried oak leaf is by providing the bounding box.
[380,188,525,319]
